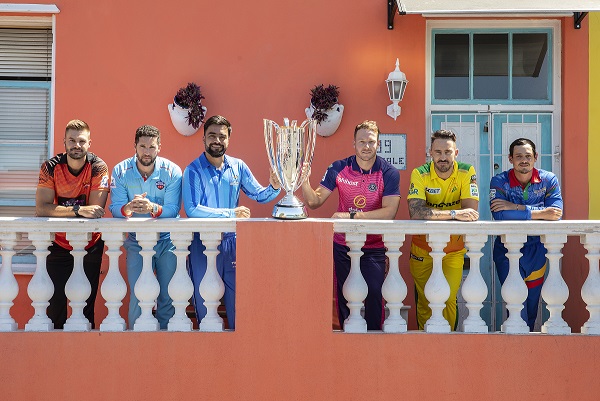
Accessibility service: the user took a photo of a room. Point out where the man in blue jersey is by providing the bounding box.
[490,137,563,331]
[183,115,281,329]
[110,125,182,329]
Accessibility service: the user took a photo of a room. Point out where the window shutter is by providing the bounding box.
[0,28,51,79]
[0,28,51,207]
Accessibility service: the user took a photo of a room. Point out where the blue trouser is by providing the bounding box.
[494,237,547,331]
[333,243,386,331]
[124,237,177,330]
[188,232,236,329]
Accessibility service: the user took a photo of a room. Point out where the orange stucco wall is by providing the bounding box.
[1,0,594,336]
[2,221,600,401]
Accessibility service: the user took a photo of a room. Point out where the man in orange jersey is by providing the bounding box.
[36,119,109,329]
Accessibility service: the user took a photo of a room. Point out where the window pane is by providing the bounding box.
[473,34,508,99]
[434,34,469,100]
[512,33,549,100]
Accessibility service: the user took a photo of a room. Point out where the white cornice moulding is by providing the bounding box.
[0,4,60,13]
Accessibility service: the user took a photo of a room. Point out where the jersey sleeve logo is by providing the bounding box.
[470,184,479,197]
[489,188,496,199]
[99,175,109,189]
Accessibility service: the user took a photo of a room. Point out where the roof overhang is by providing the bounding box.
[388,0,600,30]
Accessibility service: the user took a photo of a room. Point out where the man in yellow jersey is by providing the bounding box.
[407,129,479,330]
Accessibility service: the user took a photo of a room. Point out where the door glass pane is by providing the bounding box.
[434,34,469,99]
[512,33,549,100]
[473,34,508,99]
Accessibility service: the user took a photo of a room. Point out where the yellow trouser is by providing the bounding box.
[409,244,466,330]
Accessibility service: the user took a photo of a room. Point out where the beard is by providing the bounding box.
[206,143,226,158]
[138,154,157,167]
[434,160,452,173]
[67,148,86,160]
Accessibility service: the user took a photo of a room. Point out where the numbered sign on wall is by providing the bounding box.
[377,133,407,170]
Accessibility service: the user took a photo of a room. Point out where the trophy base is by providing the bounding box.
[272,203,308,220]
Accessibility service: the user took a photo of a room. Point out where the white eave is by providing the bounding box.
[388,0,600,29]
[0,3,60,14]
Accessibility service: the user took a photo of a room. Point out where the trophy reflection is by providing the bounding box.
[264,118,317,219]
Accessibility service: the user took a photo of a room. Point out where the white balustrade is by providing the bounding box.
[424,233,451,333]
[500,233,529,334]
[168,232,194,332]
[63,232,93,331]
[382,233,407,333]
[198,231,225,332]
[581,234,600,335]
[99,232,127,332]
[0,232,19,331]
[342,232,368,333]
[3,217,600,335]
[25,232,54,331]
[541,234,570,334]
[462,234,488,333]
[133,231,160,331]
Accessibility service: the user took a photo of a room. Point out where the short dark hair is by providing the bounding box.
[204,115,232,137]
[509,138,537,156]
[65,119,89,135]
[135,125,161,144]
[354,120,379,139]
[431,129,456,145]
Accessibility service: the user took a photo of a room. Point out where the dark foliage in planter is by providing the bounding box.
[174,82,206,129]
[309,84,339,124]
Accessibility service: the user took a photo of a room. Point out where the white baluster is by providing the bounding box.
[63,232,92,331]
[0,232,19,331]
[500,234,529,334]
[199,231,225,332]
[541,234,569,334]
[462,234,488,333]
[581,234,600,335]
[133,232,160,331]
[382,233,407,333]
[342,232,368,333]
[168,232,194,332]
[25,232,54,331]
[424,233,451,333]
[99,232,127,332]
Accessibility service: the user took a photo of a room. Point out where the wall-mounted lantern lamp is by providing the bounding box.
[386,58,408,120]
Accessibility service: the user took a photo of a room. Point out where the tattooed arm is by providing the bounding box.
[408,198,479,221]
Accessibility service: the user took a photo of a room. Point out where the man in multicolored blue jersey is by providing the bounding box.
[301,120,400,331]
[110,125,182,330]
[183,115,281,330]
[36,119,109,329]
[407,129,479,331]
[490,137,563,331]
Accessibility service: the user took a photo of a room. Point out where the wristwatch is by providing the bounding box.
[152,203,159,216]
[73,204,81,217]
[349,211,356,219]
[450,210,456,220]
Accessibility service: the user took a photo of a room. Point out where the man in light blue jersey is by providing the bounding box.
[110,125,182,329]
[183,115,280,329]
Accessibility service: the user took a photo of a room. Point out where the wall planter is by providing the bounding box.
[304,84,343,137]
[168,82,206,136]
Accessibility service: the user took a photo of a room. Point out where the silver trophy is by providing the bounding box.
[264,118,317,219]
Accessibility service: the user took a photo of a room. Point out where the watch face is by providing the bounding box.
[73,204,80,215]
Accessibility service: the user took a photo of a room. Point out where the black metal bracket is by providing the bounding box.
[388,0,402,30]
[574,12,588,29]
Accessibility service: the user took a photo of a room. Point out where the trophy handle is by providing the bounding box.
[293,119,317,193]
[263,119,283,186]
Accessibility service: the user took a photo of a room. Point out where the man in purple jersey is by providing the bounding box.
[301,120,400,330]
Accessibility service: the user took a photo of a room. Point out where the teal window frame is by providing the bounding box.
[431,28,553,105]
